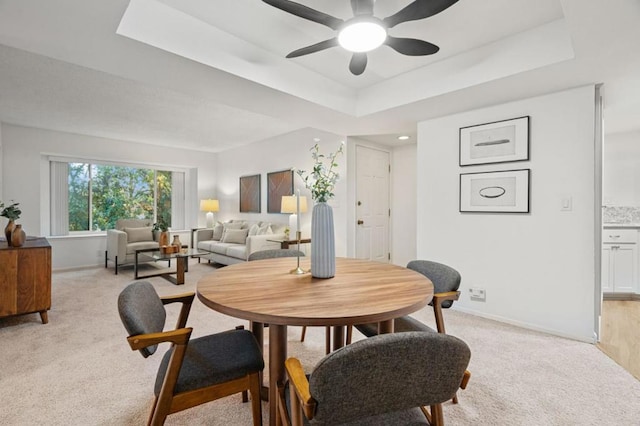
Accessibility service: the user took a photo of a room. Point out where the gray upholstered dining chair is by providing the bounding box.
[353,259,470,403]
[118,281,264,426]
[247,249,333,353]
[279,331,471,426]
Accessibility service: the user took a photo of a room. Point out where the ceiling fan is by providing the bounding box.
[262,0,459,75]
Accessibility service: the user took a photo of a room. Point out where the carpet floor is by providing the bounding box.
[1,262,639,425]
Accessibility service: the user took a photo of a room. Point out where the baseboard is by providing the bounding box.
[603,292,640,301]
[451,306,596,344]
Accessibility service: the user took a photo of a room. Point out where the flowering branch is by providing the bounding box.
[297,142,344,203]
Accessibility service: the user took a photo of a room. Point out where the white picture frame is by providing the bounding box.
[460,169,530,213]
[459,116,530,166]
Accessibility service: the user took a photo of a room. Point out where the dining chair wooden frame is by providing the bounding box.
[122,290,263,426]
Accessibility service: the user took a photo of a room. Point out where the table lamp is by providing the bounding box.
[200,199,219,228]
[281,191,308,274]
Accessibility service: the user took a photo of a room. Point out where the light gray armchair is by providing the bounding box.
[280,331,471,426]
[105,218,158,274]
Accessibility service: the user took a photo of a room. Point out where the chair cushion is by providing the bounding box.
[124,226,154,243]
[406,260,461,309]
[355,316,435,338]
[117,281,166,358]
[284,380,429,426]
[154,329,264,395]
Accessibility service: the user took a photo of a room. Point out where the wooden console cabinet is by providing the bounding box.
[0,237,51,324]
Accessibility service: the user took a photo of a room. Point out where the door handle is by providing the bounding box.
[357,220,364,225]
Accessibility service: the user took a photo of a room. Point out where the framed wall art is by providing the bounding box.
[459,116,529,166]
[460,169,530,213]
[239,174,261,213]
[267,169,294,213]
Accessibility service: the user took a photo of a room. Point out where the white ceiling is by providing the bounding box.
[0,0,639,153]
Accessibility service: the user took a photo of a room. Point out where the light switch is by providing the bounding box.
[561,196,572,211]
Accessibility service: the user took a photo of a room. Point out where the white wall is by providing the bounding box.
[391,144,417,266]
[603,130,640,206]
[0,123,217,270]
[417,86,598,342]
[216,128,348,256]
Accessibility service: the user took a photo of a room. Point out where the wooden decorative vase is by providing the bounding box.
[171,235,182,251]
[4,219,15,246]
[310,202,336,278]
[11,224,26,247]
[159,231,169,247]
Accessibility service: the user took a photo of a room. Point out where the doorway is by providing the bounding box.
[355,145,390,262]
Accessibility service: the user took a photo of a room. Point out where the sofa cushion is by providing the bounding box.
[126,241,160,254]
[222,221,243,236]
[256,224,273,235]
[212,222,224,240]
[226,245,248,260]
[248,224,259,236]
[124,227,154,243]
[221,228,249,244]
[209,242,236,255]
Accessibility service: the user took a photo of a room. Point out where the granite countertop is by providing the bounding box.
[603,223,640,228]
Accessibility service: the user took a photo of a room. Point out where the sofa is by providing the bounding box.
[105,218,159,274]
[195,220,287,265]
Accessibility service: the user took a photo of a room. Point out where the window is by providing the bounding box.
[50,160,185,235]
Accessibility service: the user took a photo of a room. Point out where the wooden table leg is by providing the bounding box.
[250,321,269,401]
[176,257,185,285]
[332,325,345,351]
[379,319,394,334]
[269,324,287,426]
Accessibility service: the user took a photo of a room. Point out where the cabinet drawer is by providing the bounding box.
[603,229,638,244]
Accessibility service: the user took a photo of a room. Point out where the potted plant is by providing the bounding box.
[1,201,22,246]
[152,220,169,246]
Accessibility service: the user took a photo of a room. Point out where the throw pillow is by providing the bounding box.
[124,226,154,243]
[248,224,259,237]
[220,221,244,241]
[256,224,273,235]
[212,222,224,241]
[221,228,249,244]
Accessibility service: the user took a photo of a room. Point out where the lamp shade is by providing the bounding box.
[200,199,219,212]
[281,195,307,213]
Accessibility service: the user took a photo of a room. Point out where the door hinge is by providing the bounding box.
[388,208,391,217]
[388,253,391,260]
[388,164,391,173]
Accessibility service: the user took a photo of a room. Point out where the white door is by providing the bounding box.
[355,145,390,262]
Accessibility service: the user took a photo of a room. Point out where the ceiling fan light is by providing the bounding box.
[338,21,387,53]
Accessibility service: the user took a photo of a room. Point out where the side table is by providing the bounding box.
[269,238,311,249]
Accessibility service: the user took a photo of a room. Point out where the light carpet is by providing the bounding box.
[1,262,639,425]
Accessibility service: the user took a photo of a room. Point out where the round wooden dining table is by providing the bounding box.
[197,256,433,426]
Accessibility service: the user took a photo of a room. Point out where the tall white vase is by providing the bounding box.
[311,202,335,278]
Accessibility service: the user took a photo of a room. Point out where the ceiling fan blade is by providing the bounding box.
[350,0,375,16]
[383,0,459,28]
[286,38,339,58]
[262,0,344,30]
[349,53,368,75]
[385,36,439,56]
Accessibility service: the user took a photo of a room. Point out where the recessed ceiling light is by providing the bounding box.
[313,138,321,142]
[398,135,410,140]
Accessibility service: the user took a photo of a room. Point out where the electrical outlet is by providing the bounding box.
[469,287,486,301]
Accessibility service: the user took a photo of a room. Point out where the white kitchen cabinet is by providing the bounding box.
[602,229,638,293]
